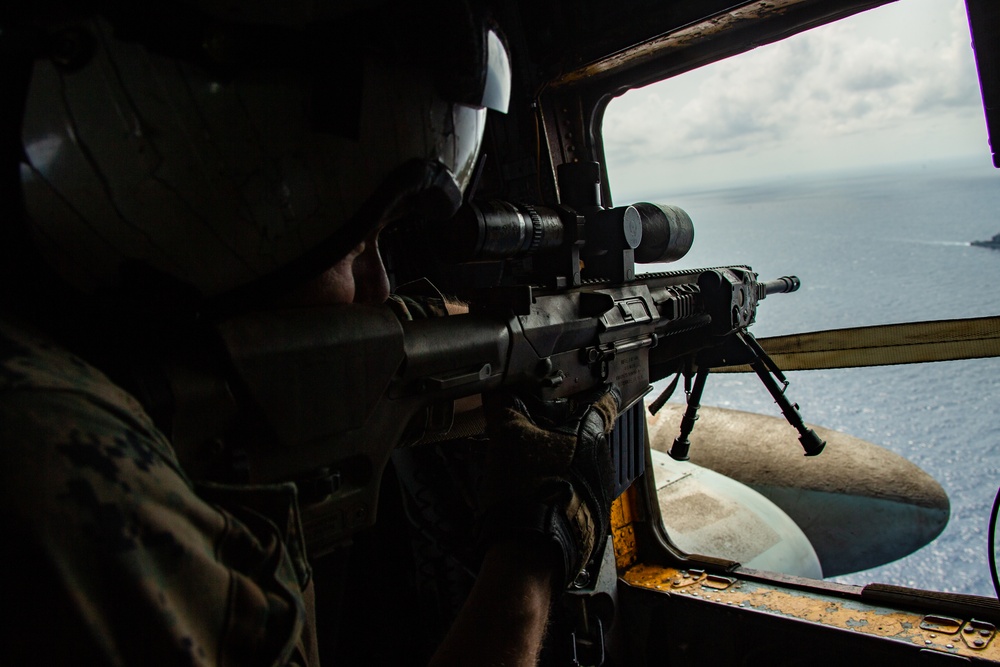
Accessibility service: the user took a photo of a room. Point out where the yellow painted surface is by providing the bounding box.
[611,486,641,569]
[622,563,1000,661]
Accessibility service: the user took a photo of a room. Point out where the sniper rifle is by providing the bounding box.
[173,189,821,559]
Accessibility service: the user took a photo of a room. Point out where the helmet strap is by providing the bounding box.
[0,21,55,309]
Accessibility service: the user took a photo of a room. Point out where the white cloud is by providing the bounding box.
[602,0,986,196]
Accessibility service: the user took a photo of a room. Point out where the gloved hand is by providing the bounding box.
[479,385,621,589]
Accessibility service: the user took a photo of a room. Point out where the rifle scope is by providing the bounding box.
[445,200,695,265]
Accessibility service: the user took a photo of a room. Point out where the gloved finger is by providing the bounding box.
[481,384,621,473]
[587,385,621,436]
[487,384,621,428]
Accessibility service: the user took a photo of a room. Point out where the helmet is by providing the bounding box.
[14,1,510,307]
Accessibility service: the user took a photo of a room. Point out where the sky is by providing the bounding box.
[602,0,993,201]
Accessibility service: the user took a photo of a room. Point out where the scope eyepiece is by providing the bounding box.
[446,200,567,261]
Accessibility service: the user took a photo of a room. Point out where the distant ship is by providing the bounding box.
[972,233,1000,249]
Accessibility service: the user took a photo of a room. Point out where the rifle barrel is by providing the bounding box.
[761,275,801,295]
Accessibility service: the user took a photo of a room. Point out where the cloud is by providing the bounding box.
[603,0,983,168]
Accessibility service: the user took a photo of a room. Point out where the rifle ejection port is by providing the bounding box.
[608,299,652,326]
[627,299,651,321]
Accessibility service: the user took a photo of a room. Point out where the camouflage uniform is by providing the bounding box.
[0,318,318,666]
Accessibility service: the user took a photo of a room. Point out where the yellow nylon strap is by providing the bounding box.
[716,315,1000,372]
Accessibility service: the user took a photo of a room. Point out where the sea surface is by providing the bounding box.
[636,157,1000,596]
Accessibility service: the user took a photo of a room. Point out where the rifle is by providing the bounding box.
[170,177,820,558]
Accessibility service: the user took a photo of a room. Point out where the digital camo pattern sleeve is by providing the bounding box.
[0,319,316,666]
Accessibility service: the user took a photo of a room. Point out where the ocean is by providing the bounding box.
[637,157,1000,596]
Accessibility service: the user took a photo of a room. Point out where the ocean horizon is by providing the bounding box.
[636,157,1000,595]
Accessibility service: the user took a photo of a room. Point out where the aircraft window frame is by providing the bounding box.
[595,0,999,598]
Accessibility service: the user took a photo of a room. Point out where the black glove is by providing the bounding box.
[479,385,621,589]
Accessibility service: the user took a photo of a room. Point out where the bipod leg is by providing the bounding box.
[737,332,826,456]
[669,367,709,461]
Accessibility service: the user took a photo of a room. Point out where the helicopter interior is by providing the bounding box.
[362,0,1000,665]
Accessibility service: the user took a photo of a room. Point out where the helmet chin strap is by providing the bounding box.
[0,22,40,293]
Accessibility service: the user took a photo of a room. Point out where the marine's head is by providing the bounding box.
[6,0,510,310]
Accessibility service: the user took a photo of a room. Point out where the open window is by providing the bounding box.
[380,1,1000,662]
[600,0,999,597]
